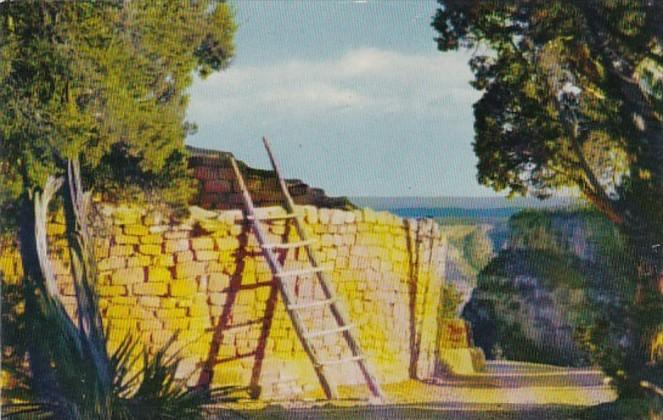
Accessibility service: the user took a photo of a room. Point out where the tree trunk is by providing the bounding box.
[62,160,111,391]
[17,193,57,398]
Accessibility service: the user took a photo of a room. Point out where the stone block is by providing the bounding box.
[111,296,137,306]
[362,208,376,223]
[189,317,209,331]
[148,267,171,283]
[113,208,141,225]
[106,305,131,318]
[175,357,199,380]
[97,285,127,297]
[175,250,194,262]
[330,209,346,225]
[109,318,137,331]
[170,279,198,297]
[115,235,139,245]
[188,305,209,318]
[149,225,169,234]
[156,308,187,318]
[215,236,239,252]
[127,255,151,267]
[191,237,214,250]
[176,298,193,308]
[138,296,161,307]
[124,224,149,236]
[110,245,134,257]
[140,234,163,244]
[159,299,178,309]
[153,254,174,267]
[195,250,217,261]
[175,261,206,279]
[164,230,190,240]
[208,273,230,292]
[138,244,162,256]
[318,208,330,224]
[320,234,334,247]
[164,317,190,330]
[139,319,163,331]
[133,282,168,296]
[303,206,318,224]
[255,285,274,301]
[111,267,144,285]
[209,293,227,306]
[165,239,190,253]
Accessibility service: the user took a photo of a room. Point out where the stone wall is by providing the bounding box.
[0,204,447,399]
[187,146,353,210]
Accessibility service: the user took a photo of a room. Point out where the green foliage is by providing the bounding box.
[0,1,236,219]
[465,209,641,369]
[3,294,242,419]
[1,279,32,404]
[432,0,663,247]
[462,228,493,271]
[433,2,663,392]
[439,282,464,319]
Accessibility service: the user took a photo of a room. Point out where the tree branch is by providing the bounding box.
[33,175,64,298]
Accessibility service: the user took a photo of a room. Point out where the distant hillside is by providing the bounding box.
[350,196,578,211]
[387,207,522,220]
[463,209,633,367]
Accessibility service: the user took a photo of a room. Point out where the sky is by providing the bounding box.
[186,0,501,198]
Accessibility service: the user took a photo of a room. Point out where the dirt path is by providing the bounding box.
[212,361,616,419]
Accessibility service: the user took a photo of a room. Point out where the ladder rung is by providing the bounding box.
[275,266,330,278]
[318,355,365,366]
[262,239,315,250]
[288,298,336,310]
[304,324,355,339]
[247,213,301,221]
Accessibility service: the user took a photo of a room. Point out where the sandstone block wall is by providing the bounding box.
[1,205,446,399]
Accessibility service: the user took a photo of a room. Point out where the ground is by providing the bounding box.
[210,361,618,419]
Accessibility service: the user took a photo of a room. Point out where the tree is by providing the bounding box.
[0,1,236,219]
[463,228,493,271]
[0,1,236,413]
[432,0,663,394]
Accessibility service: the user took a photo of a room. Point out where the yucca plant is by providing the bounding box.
[4,294,243,419]
[2,161,243,419]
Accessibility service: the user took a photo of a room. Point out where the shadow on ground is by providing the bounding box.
[207,361,620,419]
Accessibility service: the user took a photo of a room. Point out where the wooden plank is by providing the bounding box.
[305,324,355,339]
[262,137,385,402]
[275,266,330,278]
[288,297,336,310]
[246,213,300,221]
[317,355,365,367]
[262,239,316,250]
[229,157,338,400]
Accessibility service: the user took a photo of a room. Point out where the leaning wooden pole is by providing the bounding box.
[229,157,338,399]
[262,136,386,402]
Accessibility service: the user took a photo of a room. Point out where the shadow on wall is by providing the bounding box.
[196,219,284,397]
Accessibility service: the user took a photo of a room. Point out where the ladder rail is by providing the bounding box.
[229,157,338,400]
[262,136,385,402]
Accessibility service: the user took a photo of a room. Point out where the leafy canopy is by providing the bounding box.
[0,1,236,215]
[432,1,663,392]
[432,1,663,245]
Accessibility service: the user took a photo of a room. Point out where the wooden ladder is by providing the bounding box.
[229,137,385,402]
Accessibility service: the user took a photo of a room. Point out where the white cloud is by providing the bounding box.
[187,47,479,122]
